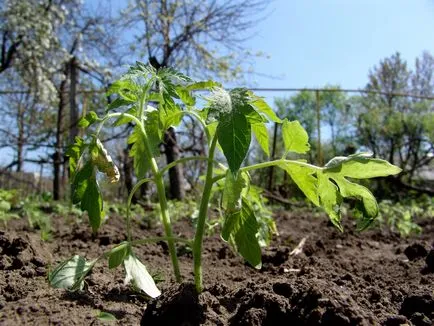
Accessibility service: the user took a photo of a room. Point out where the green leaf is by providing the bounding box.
[248,93,282,123]
[282,119,310,154]
[251,123,270,156]
[95,311,117,322]
[239,105,266,124]
[175,86,195,106]
[221,198,262,269]
[317,172,343,231]
[107,97,135,111]
[49,255,96,291]
[66,137,86,176]
[332,176,378,230]
[217,110,251,174]
[324,153,402,178]
[128,126,151,178]
[71,161,94,204]
[80,177,104,233]
[280,161,319,206]
[112,107,137,126]
[222,171,246,213]
[78,112,99,128]
[186,80,221,91]
[108,242,129,269]
[107,79,138,102]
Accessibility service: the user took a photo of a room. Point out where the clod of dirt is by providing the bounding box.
[262,247,289,266]
[399,294,434,320]
[425,249,434,273]
[383,314,409,326]
[404,243,428,261]
[141,283,211,326]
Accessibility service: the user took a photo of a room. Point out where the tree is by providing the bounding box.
[120,0,270,199]
[357,52,434,194]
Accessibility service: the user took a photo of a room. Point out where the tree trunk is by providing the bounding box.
[164,127,185,200]
[16,100,24,172]
[53,79,67,200]
[69,57,78,145]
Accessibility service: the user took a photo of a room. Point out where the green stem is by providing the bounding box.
[159,156,212,176]
[212,159,321,184]
[97,111,182,282]
[126,177,154,242]
[136,122,182,282]
[193,135,218,293]
[131,236,192,247]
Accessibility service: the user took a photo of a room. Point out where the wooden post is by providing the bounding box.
[315,90,323,166]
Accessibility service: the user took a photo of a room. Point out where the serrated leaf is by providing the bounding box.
[124,253,161,298]
[252,123,270,156]
[49,255,96,291]
[324,153,402,178]
[282,120,310,154]
[78,112,99,128]
[108,242,129,269]
[331,175,378,230]
[112,107,137,126]
[217,110,251,174]
[280,161,319,206]
[66,137,86,175]
[107,97,135,111]
[176,86,195,106]
[159,103,183,129]
[128,126,151,178]
[222,171,246,213]
[221,198,262,269]
[317,172,343,231]
[248,93,282,123]
[186,80,221,91]
[107,79,138,101]
[239,105,266,124]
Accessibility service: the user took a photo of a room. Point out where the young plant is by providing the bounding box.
[49,63,401,296]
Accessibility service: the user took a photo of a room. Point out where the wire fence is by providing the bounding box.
[0,87,433,196]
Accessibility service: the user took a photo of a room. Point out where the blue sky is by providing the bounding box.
[5,0,434,171]
[242,0,434,90]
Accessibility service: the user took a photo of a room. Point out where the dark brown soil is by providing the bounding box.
[0,208,433,325]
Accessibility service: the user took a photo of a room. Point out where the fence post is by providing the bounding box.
[315,90,323,166]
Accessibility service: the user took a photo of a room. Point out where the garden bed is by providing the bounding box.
[0,209,433,325]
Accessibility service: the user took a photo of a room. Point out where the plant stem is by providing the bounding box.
[193,135,218,293]
[211,159,321,184]
[126,177,154,242]
[136,121,182,282]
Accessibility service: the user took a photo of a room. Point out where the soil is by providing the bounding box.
[0,207,433,325]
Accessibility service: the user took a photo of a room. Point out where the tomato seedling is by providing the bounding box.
[49,63,401,296]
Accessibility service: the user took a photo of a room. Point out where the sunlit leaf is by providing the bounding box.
[280,161,319,206]
[49,255,97,291]
[221,198,262,269]
[124,253,161,298]
[248,92,282,123]
[217,110,251,174]
[222,170,246,213]
[252,123,270,156]
[282,119,310,154]
[324,153,402,178]
[108,242,129,269]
